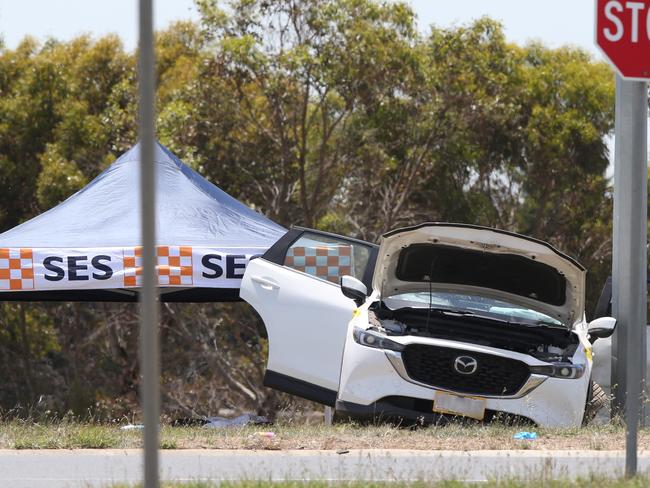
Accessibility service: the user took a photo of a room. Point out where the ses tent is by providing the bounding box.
[0,143,286,302]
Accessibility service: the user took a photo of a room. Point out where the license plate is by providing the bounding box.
[433,391,486,420]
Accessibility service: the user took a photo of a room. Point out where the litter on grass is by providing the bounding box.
[171,413,271,428]
[255,431,276,438]
[203,414,270,429]
[513,431,538,440]
[121,414,270,431]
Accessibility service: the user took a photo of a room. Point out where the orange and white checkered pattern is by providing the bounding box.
[0,248,34,290]
[284,245,353,284]
[123,247,142,287]
[157,245,193,286]
[123,246,193,287]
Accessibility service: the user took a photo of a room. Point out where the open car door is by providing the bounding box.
[240,227,378,406]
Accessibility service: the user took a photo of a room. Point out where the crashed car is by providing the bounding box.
[241,223,616,427]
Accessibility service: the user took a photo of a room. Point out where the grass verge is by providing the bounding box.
[0,421,648,450]
[107,478,650,487]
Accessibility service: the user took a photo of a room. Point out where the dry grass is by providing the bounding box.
[0,420,647,451]
[107,478,650,488]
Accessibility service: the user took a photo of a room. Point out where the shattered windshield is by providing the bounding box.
[383,291,563,327]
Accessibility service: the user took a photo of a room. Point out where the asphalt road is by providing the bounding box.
[1,449,649,487]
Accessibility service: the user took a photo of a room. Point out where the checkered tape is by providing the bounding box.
[123,246,193,287]
[0,248,34,290]
[284,244,353,284]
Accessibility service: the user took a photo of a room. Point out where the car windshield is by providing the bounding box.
[383,291,563,327]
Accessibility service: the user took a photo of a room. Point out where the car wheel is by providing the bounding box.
[583,381,607,425]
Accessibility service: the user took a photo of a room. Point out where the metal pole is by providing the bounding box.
[611,75,623,415]
[324,406,333,426]
[138,0,159,487]
[612,75,648,478]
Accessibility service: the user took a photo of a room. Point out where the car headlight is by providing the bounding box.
[353,327,405,352]
[529,363,585,379]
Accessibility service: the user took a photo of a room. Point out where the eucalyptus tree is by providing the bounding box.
[195,0,420,227]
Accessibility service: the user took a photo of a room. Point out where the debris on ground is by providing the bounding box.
[172,413,271,429]
[255,431,276,438]
[204,414,271,429]
[513,431,538,440]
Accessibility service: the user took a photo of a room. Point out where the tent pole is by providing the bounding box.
[138,0,159,487]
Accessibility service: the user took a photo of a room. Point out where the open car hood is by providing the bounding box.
[372,223,586,328]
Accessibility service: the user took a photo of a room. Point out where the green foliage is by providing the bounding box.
[36,144,87,208]
[0,0,619,417]
[191,0,422,226]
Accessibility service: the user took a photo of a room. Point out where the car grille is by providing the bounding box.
[401,344,530,396]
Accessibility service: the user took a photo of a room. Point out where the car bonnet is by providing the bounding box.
[372,223,586,327]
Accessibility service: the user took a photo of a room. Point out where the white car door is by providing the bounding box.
[240,228,377,405]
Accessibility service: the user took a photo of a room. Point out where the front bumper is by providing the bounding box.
[335,397,534,425]
[384,350,548,399]
[337,338,590,428]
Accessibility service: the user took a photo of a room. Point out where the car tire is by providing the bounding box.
[583,381,607,425]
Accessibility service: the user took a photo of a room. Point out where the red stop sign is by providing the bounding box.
[596,0,650,79]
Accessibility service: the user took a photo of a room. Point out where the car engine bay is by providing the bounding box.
[368,305,579,363]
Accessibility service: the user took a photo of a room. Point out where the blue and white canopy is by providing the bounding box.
[0,142,285,302]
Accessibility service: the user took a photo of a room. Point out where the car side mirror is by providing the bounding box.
[587,316,617,343]
[340,275,367,307]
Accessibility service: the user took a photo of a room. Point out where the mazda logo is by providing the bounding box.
[453,355,478,375]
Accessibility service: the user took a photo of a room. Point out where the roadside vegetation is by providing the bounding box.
[0,0,617,421]
[1,421,649,451]
[108,478,650,487]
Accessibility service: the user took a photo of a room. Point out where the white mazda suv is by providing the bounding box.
[240,223,616,427]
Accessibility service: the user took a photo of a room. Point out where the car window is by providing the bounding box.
[384,291,563,327]
[284,232,372,285]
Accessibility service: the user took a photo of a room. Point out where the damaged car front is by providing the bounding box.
[335,224,616,427]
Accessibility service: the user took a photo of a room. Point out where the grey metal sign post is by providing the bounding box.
[138,0,159,487]
[595,1,650,475]
[611,74,648,477]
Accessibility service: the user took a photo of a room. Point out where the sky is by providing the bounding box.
[0,0,603,59]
